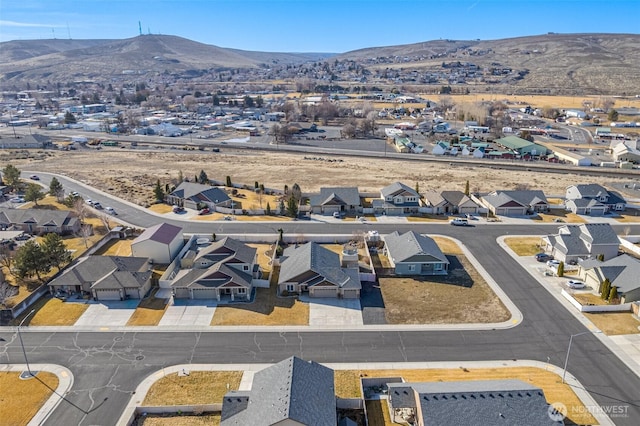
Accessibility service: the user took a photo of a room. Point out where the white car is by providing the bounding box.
[10,197,25,203]
[567,280,586,289]
[450,218,469,226]
[546,259,561,267]
[105,207,117,215]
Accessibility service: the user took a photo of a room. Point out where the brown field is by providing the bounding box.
[438,94,640,110]
[0,372,59,426]
[143,371,243,405]
[584,312,640,335]
[504,237,544,256]
[4,150,633,209]
[127,289,169,326]
[13,296,88,326]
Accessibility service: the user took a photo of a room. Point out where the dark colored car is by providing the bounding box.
[535,253,553,262]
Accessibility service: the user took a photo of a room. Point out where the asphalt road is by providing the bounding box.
[3,173,640,425]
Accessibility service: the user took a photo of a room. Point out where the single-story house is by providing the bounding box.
[565,184,626,214]
[481,190,548,216]
[387,379,561,426]
[48,256,152,301]
[0,208,80,235]
[373,182,421,215]
[171,237,258,301]
[423,190,480,215]
[131,222,184,264]
[221,356,336,425]
[580,254,640,303]
[542,223,620,263]
[308,187,362,215]
[165,182,231,211]
[383,231,449,275]
[278,242,361,298]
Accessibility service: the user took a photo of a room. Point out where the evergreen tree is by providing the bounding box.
[13,240,49,281]
[464,180,470,196]
[608,286,618,302]
[24,183,45,206]
[278,199,285,215]
[557,261,564,277]
[266,202,272,215]
[226,176,232,187]
[199,170,209,184]
[1,164,21,190]
[154,179,165,202]
[607,109,619,122]
[286,196,298,217]
[601,279,611,300]
[64,111,77,124]
[41,233,71,272]
[49,177,64,201]
[415,182,420,194]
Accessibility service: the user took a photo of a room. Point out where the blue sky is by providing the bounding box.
[1,0,638,52]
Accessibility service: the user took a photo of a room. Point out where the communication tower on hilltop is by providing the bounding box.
[139,21,142,36]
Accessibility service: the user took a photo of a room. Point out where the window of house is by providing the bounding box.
[434,263,443,271]
[286,284,296,292]
[238,288,246,294]
[408,264,416,272]
[243,265,249,271]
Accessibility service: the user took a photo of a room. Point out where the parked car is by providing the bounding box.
[172,205,185,213]
[450,218,469,226]
[70,191,80,197]
[29,175,40,180]
[93,202,103,209]
[9,197,25,203]
[198,207,210,215]
[535,253,553,262]
[333,212,342,219]
[105,207,117,215]
[547,259,561,268]
[567,280,586,289]
[86,199,94,206]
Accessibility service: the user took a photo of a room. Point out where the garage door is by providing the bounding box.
[192,288,218,300]
[342,290,359,299]
[311,288,338,298]
[95,289,121,301]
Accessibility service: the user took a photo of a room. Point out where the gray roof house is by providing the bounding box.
[165,182,231,211]
[481,190,548,216]
[278,242,361,298]
[308,187,362,215]
[565,184,626,214]
[423,191,480,215]
[48,256,152,301]
[131,222,184,264]
[581,254,640,303]
[172,237,258,301]
[373,182,421,215]
[384,231,449,275]
[221,356,336,425]
[387,379,562,426]
[0,207,80,235]
[542,223,620,263]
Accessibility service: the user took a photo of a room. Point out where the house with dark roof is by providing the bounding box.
[0,207,80,235]
[221,356,336,425]
[542,223,620,263]
[423,191,480,215]
[481,190,548,216]
[384,231,449,275]
[48,256,152,301]
[278,242,361,298]
[565,184,626,215]
[165,182,231,211]
[373,182,421,215]
[308,187,362,215]
[387,379,561,426]
[580,254,640,303]
[171,237,258,301]
[131,223,184,264]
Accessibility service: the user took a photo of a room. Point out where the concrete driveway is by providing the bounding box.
[305,297,363,326]
[158,299,217,326]
[74,300,139,326]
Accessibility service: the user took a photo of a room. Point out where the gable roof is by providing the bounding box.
[309,187,361,207]
[221,356,336,425]
[388,379,559,426]
[195,237,257,265]
[585,254,640,294]
[133,222,182,245]
[440,190,477,207]
[278,242,361,290]
[384,231,448,264]
[571,183,609,199]
[381,182,419,198]
[171,262,253,290]
[546,223,619,256]
[422,191,446,207]
[0,207,78,229]
[48,256,151,290]
[169,182,230,204]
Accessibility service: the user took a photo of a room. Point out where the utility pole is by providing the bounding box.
[17,309,37,377]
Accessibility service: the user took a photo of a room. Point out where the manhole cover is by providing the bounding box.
[114,337,123,342]
[135,355,144,361]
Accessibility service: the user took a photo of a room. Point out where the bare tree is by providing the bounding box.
[73,197,88,223]
[0,246,14,277]
[77,224,94,248]
[99,214,112,233]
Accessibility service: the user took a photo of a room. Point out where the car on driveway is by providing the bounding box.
[10,197,25,203]
[450,218,469,226]
[547,259,561,268]
[535,253,553,262]
[567,280,586,289]
[172,205,185,213]
[198,207,210,215]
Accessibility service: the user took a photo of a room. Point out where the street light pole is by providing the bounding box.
[17,309,37,377]
[562,330,602,383]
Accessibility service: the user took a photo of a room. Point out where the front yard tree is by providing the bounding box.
[226,175,232,187]
[601,279,611,300]
[556,261,564,278]
[199,170,208,184]
[464,180,470,196]
[608,109,619,122]
[24,183,45,206]
[265,202,272,215]
[64,111,77,124]
[14,240,49,281]
[286,196,299,218]
[1,164,21,191]
[154,179,165,202]
[41,233,71,272]
[49,177,64,201]
[608,286,618,302]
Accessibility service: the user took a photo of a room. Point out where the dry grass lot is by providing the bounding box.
[443,94,640,110]
[246,244,274,276]
[334,367,596,425]
[211,266,309,326]
[504,237,544,256]
[572,293,609,306]
[615,213,640,223]
[380,237,509,324]
[584,312,640,335]
[0,372,59,426]
[365,399,392,426]
[12,296,88,326]
[133,414,220,426]
[533,211,586,224]
[93,237,134,256]
[143,371,243,406]
[127,289,169,326]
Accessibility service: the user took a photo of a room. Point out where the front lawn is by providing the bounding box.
[504,237,544,256]
[13,296,88,326]
[143,371,242,405]
[0,372,59,426]
[127,289,169,326]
